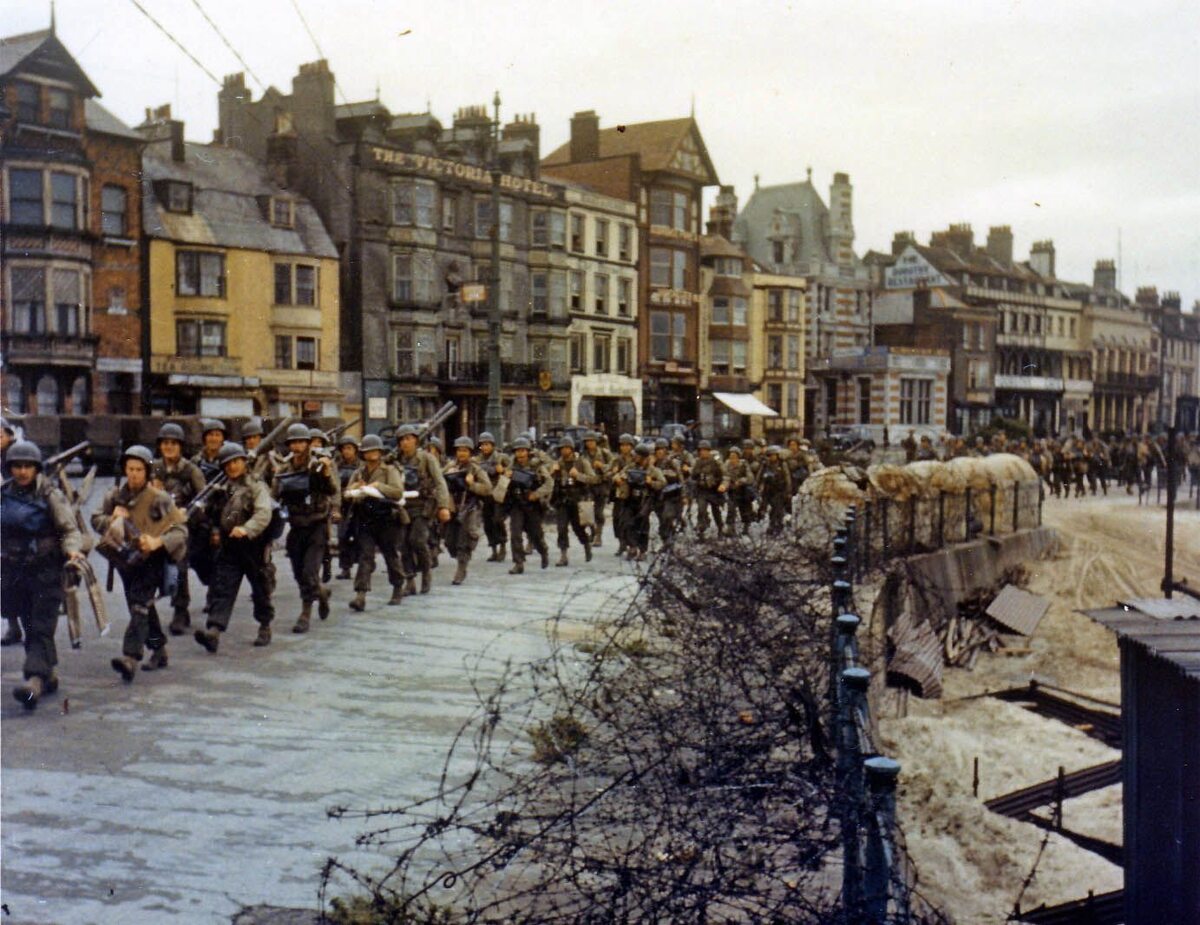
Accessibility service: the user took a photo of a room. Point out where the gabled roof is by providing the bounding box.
[141,140,337,259]
[84,99,141,141]
[542,116,718,184]
[734,180,834,268]
[334,100,389,121]
[0,28,100,97]
[701,234,747,260]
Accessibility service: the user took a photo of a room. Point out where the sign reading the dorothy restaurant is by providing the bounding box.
[885,247,952,290]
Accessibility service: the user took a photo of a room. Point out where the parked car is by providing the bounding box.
[828,424,876,451]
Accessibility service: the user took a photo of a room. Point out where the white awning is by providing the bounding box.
[713,392,779,417]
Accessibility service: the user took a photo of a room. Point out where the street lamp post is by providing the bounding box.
[484,91,504,441]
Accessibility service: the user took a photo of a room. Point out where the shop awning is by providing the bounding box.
[713,392,779,417]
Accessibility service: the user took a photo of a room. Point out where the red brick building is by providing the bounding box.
[542,112,719,428]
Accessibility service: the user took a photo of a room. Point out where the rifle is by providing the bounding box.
[324,417,360,443]
[2,440,90,489]
[188,416,295,515]
[416,402,457,445]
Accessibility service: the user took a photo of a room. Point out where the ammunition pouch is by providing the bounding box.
[276,470,312,508]
[445,470,467,496]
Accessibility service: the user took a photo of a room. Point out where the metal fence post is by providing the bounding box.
[881,498,890,561]
[863,503,872,575]
[840,666,871,917]
[832,613,861,710]
[1012,481,1020,532]
[937,491,945,548]
[907,498,916,552]
[864,757,903,924]
[965,487,973,542]
[989,484,997,536]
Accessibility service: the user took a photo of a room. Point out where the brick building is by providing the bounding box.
[542,111,720,429]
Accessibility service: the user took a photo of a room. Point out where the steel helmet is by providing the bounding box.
[453,436,475,450]
[635,442,654,456]
[654,437,668,450]
[308,427,326,441]
[670,434,684,445]
[199,418,226,436]
[157,422,185,443]
[286,422,313,442]
[239,419,264,438]
[0,416,15,435]
[727,445,742,457]
[741,438,755,448]
[697,439,712,450]
[427,436,443,451]
[396,423,420,439]
[336,434,360,449]
[218,442,247,465]
[583,431,598,442]
[121,445,154,468]
[477,431,496,446]
[618,433,635,446]
[360,434,385,452]
[511,437,531,450]
[766,445,782,456]
[5,440,42,469]
[557,436,576,450]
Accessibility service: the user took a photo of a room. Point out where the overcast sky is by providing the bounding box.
[8,0,1198,306]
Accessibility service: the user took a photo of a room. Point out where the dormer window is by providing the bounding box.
[271,197,294,228]
[164,181,192,214]
[47,88,71,129]
[15,81,39,123]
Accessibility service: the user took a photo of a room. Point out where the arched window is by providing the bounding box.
[36,375,59,414]
[4,375,25,415]
[70,375,88,414]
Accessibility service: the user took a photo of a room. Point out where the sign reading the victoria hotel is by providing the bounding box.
[368,146,560,200]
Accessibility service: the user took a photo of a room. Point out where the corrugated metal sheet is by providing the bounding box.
[1118,597,1200,621]
[886,608,943,698]
[986,584,1050,636]
[1086,606,1200,679]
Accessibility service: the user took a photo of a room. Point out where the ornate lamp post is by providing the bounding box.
[484,91,504,441]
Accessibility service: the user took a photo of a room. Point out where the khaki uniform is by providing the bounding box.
[756,457,793,534]
[272,454,340,605]
[504,457,552,566]
[346,461,409,594]
[443,458,493,568]
[475,448,510,553]
[653,452,686,543]
[153,457,207,619]
[690,455,728,536]
[581,443,614,543]
[206,474,274,632]
[613,458,665,554]
[394,447,450,584]
[548,452,599,553]
[725,459,755,535]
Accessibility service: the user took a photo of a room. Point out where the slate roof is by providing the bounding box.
[141,140,337,259]
[733,180,835,269]
[84,99,141,141]
[542,116,717,181]
[334,100,388,121]
[701,234,747,260]
[0,28,99,97]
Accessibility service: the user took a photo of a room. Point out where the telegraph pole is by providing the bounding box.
[484,91,504,441]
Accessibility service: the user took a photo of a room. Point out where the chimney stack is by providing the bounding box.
[931,223,974,258]
[502,113,541,164]
[706,185,738,239]
[569,110,600,163]
[1029,240,1056,279]
[1093,259,1117,292]
[891,230,915,256]
[136,103,186,162]
[986,225,1013,265]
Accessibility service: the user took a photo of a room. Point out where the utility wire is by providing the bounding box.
[188,0,268,92]
[287,0,352,106]
[127,0,221,84]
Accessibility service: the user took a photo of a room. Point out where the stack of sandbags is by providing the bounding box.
[794,465,867,534]
[977,453,1041,531]
[868,464,923,551]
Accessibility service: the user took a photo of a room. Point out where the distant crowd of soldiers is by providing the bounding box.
[0,415,823,712]
[899,427,1200,498]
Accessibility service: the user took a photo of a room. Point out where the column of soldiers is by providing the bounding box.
[3,416,834,713]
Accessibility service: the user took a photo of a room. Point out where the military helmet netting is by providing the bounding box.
[286,422,313,442]
[157,422,185,443]
[5,440,42,468]
[239,419,264,438]
[670,433,684,444]
[427,436,443,450]
[218,442,247,465]
[766,445,782,455]
[477,431,496,445]
[741,438,755,448]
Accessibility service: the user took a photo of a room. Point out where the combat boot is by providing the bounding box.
[318,587,331,620]
[496,542,507,562]
[143,647,169,671]
[615,543,626,557]
[349,592,367,612]
[194,626,221,653]
[405,576,417,596]
[111,655,138,682]
[452,561,468,585]
[43,672,60,695]
[168,609,190,636]
[508,562,524,575]
[556,550,569,567]
[420,569,432,594]
[292,603,312,634]
[388,585,404,605]
[253,624,272,647]
[584,543,593,563]
[486,545,498,562]
[322,559,332,583]
[1,619,23,647]
[13,675,43,711]
[540,546,550,569]
[336,567,352,580]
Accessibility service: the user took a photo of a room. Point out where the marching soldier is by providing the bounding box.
[756,445,794,534]
[194,442,275,653]
[915,435,937,461]
[475,431,509,563]
[548,436,597,567]
[393,424,451,595]
[581,431,613,547]
[193,418,227,483]
[652,438,686,545]
[306,426,336,583]
[272,423,339,634]
[187,418,227,597]
[669,434,695,532]
[0,417,20,648]
[240,420,264,454]
[1,441,84,710]
[425,436,446,568]
[334,435,361,579]
[724,446,756,536]
[93,446,187,682]
[614,442,664,561]
[344,434,408,611]
[442,436,493,585]
[785,437,810,496]
[151,422,207,635]
[606,433,638,557]
[690,440,728,538]
[901,429,917,463]
[504,437,552,575]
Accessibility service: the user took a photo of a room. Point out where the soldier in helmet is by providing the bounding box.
[690,440,728,538]
[757,445,793,534]
[615,442,665,561]
[652,438,685,545]
[606,433,638,557]
[151,422,207,635]
[0,417,21,648]
[424,435,446,568]
[581,431,613,547]
[669,434,695,531]
[194,442,276,653]
[304,426,337,583]
[193,418,227,483]
[724,446,755,536]
[2,440,84,709]
[271,423,339,634]
[503,437,552,575]
[240,419,264,454]
[93,446,188,682]
[548,436,597,567]
[442,436,494,585]
[393,424,451,595]
[344,434,408,610]
[785,437,810,497]
[187,418,227,602]
[474,431,509,563]
[334,435,361,579]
